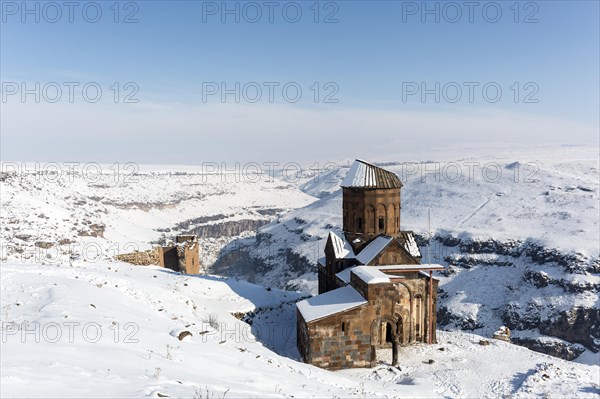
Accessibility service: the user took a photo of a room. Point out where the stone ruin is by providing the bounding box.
[116,235,201,274]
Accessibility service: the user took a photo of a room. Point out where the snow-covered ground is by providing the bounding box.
[1,261,598,398]
[1,145,599,397]
[0,163,316,266]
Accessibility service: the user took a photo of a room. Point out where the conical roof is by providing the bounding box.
[341,159,403,189]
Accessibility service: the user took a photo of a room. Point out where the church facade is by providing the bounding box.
[296,159,443,370]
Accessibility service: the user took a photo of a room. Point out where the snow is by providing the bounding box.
[328,231,353,259]
[355,235,393,264]
[296,286,367,322]
[350,266,392,284]
[336,265,443,285]
[0,163,316,266]
[1,259,598,397]
[1,145,599,397]
[404,232,421,258]
[335,268,352,284]
[341,159,377,187]
[341,159,402,188]
[376,264,445,272]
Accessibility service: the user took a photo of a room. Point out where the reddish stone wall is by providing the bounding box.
[343,187,401,246]
[302,305,372,370]
[371,241,419,265]
[304,176,439,369]
[299,272,439,369]
[179,244,200,274]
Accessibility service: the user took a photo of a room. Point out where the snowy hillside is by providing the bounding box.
[2,261,598,398]
[1,146,598,397]
[0,164,316,267]
[213,146,600,361]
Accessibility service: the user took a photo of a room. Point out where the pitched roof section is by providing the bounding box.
[328,232,354,259]
[399,231,421,258]
[336,264,445,286]
[354,235,393,265]
[341,159,403,189]
[296,286,367,323]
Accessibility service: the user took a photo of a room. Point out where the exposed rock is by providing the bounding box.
[437,307,483,330]
[523,270,550,288]
[78,223,105,238]
[173,214,229,231]
[177,331,192,341]
[502,302,542,331]
[539,307,600,352]
[192,219,270,238]
[511,337,586,360]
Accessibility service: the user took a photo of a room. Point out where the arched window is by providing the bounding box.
[378,216,385,231]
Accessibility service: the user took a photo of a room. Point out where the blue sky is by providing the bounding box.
[1,1,598,163]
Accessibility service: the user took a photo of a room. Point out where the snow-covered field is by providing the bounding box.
[0,163,316,266]
[1,145,599,397]
[1,261,598,398]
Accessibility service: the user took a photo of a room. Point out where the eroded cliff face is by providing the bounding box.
[428,234,599,359]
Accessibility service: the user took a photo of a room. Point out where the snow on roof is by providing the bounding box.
[335,268,352,284]
[351,266,392,284]
[339,264,445,285]
[296,286,367,322]
[355,236,393,264]
[317,256,326,267]
[329,231,355,259]
[419,271,440,281]
[376,264,445,271]
[401,232,421,258]
[341,159,403,189]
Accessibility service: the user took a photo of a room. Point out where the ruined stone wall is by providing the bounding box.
[178,243,200,274]
[304,305,372,370]
[116,249,159,266]
[157,246,179,271]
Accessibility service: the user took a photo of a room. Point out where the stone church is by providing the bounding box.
[296,159,443,370]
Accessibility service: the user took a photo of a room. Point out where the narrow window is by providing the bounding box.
[378,217,385,231]
[341,322,346,332]
[357,217,363,230]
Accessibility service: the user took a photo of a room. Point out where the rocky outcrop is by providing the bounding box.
[511,337,586,360]
[400,234,600,359]
[192,219,271,238]
[538,307,600,352]
[437,307,485,330]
